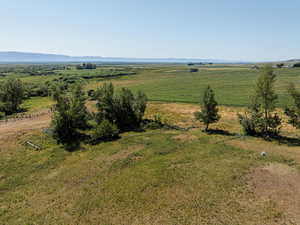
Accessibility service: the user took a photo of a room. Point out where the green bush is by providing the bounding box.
[91,120,119,144]
[0,111,5,120]
[95,83,147,131]
[237,113,256,136]
[144,114,164,129]
[0,78,25,114]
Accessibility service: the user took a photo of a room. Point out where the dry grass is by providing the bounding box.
[172,134,198,142]
[248,163,300,224]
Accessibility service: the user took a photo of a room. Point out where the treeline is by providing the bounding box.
[76,63,97,70]
[0,77,77,118]
[0,64,66,77]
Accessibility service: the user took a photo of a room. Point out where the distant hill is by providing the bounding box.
[0,51,246,64]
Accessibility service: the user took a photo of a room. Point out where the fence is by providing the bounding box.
[0,108,54,126]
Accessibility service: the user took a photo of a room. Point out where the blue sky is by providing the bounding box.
[1,0,299,61]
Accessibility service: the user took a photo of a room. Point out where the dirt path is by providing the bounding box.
[0,113,51,141]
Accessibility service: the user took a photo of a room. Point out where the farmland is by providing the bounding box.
[1,63,300,224]
[2,64,299,106]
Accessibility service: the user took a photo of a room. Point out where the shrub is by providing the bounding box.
[144,114,164,129]
[0,111,5,120]
[190,68,199,72]
[237,113,256,136]
[90,120,119,144]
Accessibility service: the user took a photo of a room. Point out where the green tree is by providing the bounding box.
[70,83,89,129]
[254,65,281,135]
[51,83,88,150]
[285,83,300,129]
[194,85,220,131]
[239,65,281,136]
[95,82,115,123]
[94,83,147,131]
[90,119,119,144]
[276,63,284,68]
[0,78,24,115]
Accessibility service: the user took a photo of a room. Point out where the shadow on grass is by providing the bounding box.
[206,129,236,137]
[269,135,300,147]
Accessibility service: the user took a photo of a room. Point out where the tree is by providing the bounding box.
[239,65,281,136]
[69,83,89,129]
[194,85,220,131]
[285,83,300,128]
[95,82,116,124]
[94,83,147,131]
[90,119,119,144]
[255,65,281,134]
[0,78,24,115]
[276,63,284,68]
[51,83,88,150]
[293,63,300,68]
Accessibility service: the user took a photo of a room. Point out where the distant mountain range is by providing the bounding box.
[0,51,247,64]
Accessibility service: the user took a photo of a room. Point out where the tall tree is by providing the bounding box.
[239,65,281,136]
[285,83,300,128]
[0,78,24,114]
[194,85,220,131]
[70,83,89,129]
[51,83,88,150]
[254,65,281,134]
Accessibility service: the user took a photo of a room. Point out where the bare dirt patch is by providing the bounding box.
[0,113,51,141]
[248,163,300,224]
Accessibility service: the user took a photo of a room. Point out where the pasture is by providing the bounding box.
[1,63,300,224]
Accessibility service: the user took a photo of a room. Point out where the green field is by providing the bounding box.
[2,64,300,107]
[85,66,300,107]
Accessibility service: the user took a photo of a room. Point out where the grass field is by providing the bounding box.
[85,66,300,107]
[1,64,300,224]
[1,103,300,224]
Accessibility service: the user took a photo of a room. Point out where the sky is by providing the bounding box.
[0,0,300,61]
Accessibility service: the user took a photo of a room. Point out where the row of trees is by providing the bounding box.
[0,77,82,118]
[76,63,97,70]
[196,65,300,138]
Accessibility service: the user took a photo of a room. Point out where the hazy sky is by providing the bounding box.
[1,0,300,61]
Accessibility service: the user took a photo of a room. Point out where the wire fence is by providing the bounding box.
[0,108,54,126]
